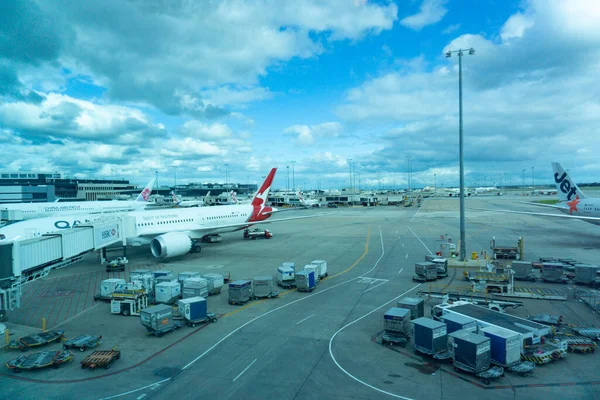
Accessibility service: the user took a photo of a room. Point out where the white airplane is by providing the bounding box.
[296,188,320,207]
[0,178,155,221]
[485,162,600,226]
[0,168,327,258]
[474,183,502,196]
[171,191,209,208]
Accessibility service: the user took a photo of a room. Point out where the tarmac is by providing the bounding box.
[1,194,600,400]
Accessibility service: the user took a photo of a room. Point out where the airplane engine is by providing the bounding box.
[150,232,192,259]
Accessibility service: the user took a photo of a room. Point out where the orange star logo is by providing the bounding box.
[566,196,580,215]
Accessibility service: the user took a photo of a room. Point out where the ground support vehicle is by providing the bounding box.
[105,257,128,272]
[252,291,279,300]
[527,314,563,326]
[146,322,182,337]
[521,342,567,364]
[62,335,102,352]
[453,363,504,385]
[185,312,217,328]
[550,334,596,353]
[506,361,535,377]
[7,330,65,351]
[81,349,121,370]
[111,293,149,316]
[243,228,273,240]
[5,350,73,372]
[432,350,453,362]
[571,327,600,341]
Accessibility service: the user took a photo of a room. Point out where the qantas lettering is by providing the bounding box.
[54,220,82,229]
[554,171,577,200]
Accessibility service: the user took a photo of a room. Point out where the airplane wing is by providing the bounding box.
[479,208,600,222]
[514,201,567,211]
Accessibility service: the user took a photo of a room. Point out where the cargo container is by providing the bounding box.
[441,313,477,334]
[156,274,177,284]
[396,297,424,320]
[432,258,448,277]
[480,326,521,367]
[60,228,94,259]
[413,262,437,282]
[574,265,599,284]
[155,281,181,304]
[228,280,252,305]
[182,277,208,299]
[542,263,564,282]
[153,270,173,278]
[296,270,316,292]
[448,330,491,373]
[131,273,154,294]
[512,261,534,280]
[114,282,143,292]
[411,317,447,355]
[304,264,320,283]
[277,266,295,287]
[178,297,207,322]
[202,273,225,295]
[130,269,152,280]
[101,279,126,297]
[252,276,276,299]
[311,260,328,278]
[281,262,295,271]
[384,308,411,335]
[178,271,201,283]
[140,304,177,335]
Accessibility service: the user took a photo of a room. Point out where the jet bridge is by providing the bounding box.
[0,217,130,321]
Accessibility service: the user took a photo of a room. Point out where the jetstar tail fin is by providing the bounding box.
[551,162,586,202]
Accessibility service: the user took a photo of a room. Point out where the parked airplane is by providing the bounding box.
[485,162,600,225]
[0,168,326,258]
[474,183,502,196]
[296,188,320,207]
[0,178,155,221]
[171,191,209,208]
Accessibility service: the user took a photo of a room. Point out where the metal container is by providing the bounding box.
[130,269,152,280]
[153,270,173,278]
[304,264,320,282]
[182,277,208,299]
[140,304,175,332]
[228,280,252,303]
[448,330,491,373]
[253,276,275,298]
[574,264,599,284]
[396,297,424,320]
[480,326,521,367]
[277,266,295,284]
[156,274,177,284]
[441,313,477,334]
[101,278,126,297]
[178,297,207,321]
[511,261,533,279]
[311,260,328,278]
[415,262,437,280]
[202,273,225,295]
[411,317,447,355]
[178,271,201,283]
[155,281,181,304]
[131,273,154,294]
[432,258,448,276]
[281,262,295,271]
[296,270,315,291]
[383,308,411,335]
[542,263,564,282]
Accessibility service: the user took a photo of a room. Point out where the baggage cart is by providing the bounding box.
[506,361,535,376]
[81,348,121,370]
[527,314,563,326]
[185,312,218,328]
[433,349,453,362]
[453,362,504,385]
[5,350,73,373]
[381,332,408,347]
[62,335,102,352]
[7,330,65,351]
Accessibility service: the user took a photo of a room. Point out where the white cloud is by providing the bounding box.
[161,138,226,158]
[200,86,273,108]
[400,0,448,31]
[284,122,343,145]
[442,23,460,35]
[180,121,233,140]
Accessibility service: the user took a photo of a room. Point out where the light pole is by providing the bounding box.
[532,166,535,192]
[291,161,296,190]
[224,163,230,188]
[173,167,178,187]
[521,169,526,195]
[434,173,437,193]
[347,158,353,205]
[286,166,290,191]
[446,47,475,261]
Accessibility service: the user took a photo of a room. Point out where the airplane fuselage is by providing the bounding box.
[0,200,148,220]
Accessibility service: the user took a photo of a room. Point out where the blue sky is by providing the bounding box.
[1,0,599,191]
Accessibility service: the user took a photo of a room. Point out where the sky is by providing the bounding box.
[1,0,599,191]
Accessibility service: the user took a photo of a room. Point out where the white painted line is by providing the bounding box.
[136,395,146,400]
[97,378,171,400]
[401,243,405,247]
[328,284,421,400]
[362,280,388,293]
[296,314,316,325]
[407,226,433,255]
[410,207,421,222]
[398,268,403,274]
[233,358,257,382]
[405,253,408,258]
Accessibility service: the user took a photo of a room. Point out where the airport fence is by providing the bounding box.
[574,287,600,313]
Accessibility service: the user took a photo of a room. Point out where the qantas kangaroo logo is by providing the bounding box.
[554,172,578,200]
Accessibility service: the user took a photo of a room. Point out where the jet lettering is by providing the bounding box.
[553,171,578,200]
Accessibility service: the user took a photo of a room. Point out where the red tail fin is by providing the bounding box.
[251,168,276,207]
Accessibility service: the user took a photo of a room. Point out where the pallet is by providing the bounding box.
[8,330,65,351]
[81,350,121,370]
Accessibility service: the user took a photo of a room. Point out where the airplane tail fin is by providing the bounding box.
[230,191,238,204]
[135,178,156,202]
[170,191,181,206]
[251,168,276,207]
[296,187,304,203]
[551,162,586,202]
